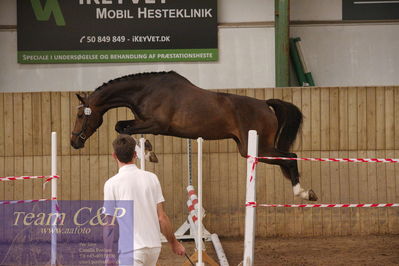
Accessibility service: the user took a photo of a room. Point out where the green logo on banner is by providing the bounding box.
[30,0,65,26]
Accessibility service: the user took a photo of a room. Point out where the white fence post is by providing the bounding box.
[51,132,57,266]
[139,137,146,170]
[243,130,258,266]
[197,137,204,266]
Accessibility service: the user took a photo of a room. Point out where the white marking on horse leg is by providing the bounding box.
[145,152,150,161]
[293,183,310,200]
[293,183,302,196]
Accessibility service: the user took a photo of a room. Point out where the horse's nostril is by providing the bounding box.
[71,141,77,149]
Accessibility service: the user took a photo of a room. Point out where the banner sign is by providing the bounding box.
[17,0,218,64]
[343,0,399,20]
[0,200,133,266]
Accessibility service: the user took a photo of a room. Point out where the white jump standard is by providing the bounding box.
[243,130,399,266]
[177,139,229,266]
[0,132,58,266]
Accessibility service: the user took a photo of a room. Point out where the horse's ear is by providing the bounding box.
[76,93,86,104]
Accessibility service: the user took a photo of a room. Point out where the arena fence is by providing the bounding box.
[1,87,399,237]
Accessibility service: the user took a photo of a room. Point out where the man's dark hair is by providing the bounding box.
[112,134,136,163]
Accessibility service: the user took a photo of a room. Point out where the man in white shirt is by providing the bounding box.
[103,134,185,266]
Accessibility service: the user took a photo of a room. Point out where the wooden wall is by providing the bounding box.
[0,87,398,237]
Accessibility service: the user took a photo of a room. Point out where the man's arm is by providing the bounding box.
[103,215,117,265]
[157,202,185,256]
[103,215,115,250]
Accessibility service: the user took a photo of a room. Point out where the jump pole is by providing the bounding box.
[51,132,57,266]
[243,130,258,266]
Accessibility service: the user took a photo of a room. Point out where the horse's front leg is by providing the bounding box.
[115,120,136,134]
[115,119,163,135]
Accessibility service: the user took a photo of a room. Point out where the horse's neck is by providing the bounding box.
[93,81,145,114]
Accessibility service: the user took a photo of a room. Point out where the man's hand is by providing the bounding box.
[158,202,186,256]
[172,240,186,256]
[104,253,117,266]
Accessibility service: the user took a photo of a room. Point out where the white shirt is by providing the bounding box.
[103,164,165,252]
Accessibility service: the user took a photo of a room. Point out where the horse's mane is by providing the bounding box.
[93,71,184,92]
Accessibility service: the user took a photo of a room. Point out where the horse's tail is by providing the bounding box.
[265,99,303,152]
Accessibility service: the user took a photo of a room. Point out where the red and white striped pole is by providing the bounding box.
[0,198,56,205]
[0,175,59,182]
[249,156,399,164]
[247,203,399,208]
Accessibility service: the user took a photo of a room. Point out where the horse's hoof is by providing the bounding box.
[115,124,134,135]
[308,189,318,201]
[115,123,124,133]
[115,121,127,133]
[149,152,158,163]
[145,139,153,151]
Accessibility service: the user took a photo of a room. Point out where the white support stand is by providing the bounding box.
[51,132,57,266]
[243,130,258,266]
[182,138,225,266]
[211,234,229,266]
[175,187,212,242]
[175,140,195,241]
[175,139,211,242]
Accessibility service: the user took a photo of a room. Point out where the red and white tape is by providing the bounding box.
[246,155,399,208]
[187,199,198,223]
[187,186,199,204]
[247,155,399,182]
[0,197,57,205]
[247,155,399,164]
[246,202,399,208]
[187,186,199,224]
[0,175,59,183]
[186,185,207,225]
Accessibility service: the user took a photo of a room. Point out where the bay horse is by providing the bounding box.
[71,71,317,201]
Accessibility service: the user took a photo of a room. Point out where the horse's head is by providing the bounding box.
[71,93,104,149]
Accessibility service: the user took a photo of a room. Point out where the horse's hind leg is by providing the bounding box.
[259,149,318,201]
[233,135,248,158]
[233,134,317,201]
